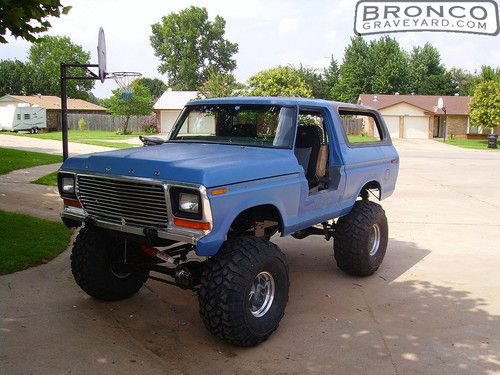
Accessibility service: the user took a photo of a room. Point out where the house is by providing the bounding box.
[0,94,107,131]
[357,94,493,139]
[153,90,199,134]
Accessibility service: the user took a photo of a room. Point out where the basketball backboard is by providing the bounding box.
[97,27,106,83]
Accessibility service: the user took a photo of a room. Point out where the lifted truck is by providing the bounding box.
[58,97,399,346]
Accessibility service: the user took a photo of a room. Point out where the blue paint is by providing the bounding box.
[60,97,399,256]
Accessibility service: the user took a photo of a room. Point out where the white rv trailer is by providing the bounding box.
[0,104,47,132]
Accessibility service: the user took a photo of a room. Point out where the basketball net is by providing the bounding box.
[109,72,142,99]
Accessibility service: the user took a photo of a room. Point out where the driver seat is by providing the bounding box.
[294,125,322,189]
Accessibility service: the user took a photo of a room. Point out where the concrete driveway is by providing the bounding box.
[0,133,116,155]
[1,140,500,374]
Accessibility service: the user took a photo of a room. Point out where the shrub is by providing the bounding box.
[78,118,87,131]
[140,114,158,134]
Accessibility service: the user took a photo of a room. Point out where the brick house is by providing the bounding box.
[0,94,107,131]
[358,94,496,139]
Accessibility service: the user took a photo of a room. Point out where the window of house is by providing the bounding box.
[339,110,384,144]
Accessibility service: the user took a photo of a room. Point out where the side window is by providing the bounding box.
[24,113,31,120]
[298,111,328,145]
[339,110,384,144]
[17,114,21,120]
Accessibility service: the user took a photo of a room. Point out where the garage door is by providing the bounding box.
[404,116,429,139]
[383,116,400,138]
[160,110,181,134]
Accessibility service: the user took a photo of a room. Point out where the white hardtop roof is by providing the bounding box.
[153,90,199,110]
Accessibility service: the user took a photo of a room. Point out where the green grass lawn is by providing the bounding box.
[0,210,71,275]
[347,134,379,143]
[32,171,58,186]
[1,130,143,149]
[0,148,62,175]
[436,138,499,150]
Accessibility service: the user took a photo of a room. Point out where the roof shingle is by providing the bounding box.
[2,95,106,111]
[358,94,470,115]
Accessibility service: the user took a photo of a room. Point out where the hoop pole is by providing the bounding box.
[60,63,102,160]
[59,63,141,161]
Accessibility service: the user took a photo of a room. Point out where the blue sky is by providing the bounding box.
[1,0,499,98]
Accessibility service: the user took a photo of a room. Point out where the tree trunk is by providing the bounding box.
[122,115,131,134]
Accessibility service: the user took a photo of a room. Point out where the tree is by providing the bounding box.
[107,83,154,134]
[469,81,500,134]
[408,43,454,95]
[291,64,329,99]
[477,65,500,83]
[369,36,410,95]
[198,68,241,98]
[137,77,167,99]
[247,66,312,98]
[150,6,238,90]
[449,67,477,96]
[324,56,340,100]
[332,36,372,102]
[28,35,93,99]
[0,59,34,96]
[86,92,101,105]
[0,0,71,43]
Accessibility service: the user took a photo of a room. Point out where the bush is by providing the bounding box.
[140,114,158,134]
[78,118,87,131]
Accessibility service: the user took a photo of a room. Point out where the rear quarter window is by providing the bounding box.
[339,110,385,145]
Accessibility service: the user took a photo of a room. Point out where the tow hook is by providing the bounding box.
[141,245,176,264]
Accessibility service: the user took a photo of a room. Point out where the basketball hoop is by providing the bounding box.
[60,27,144,160]
[108,72,142,99]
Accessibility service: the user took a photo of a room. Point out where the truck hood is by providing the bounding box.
[61,142,302,187]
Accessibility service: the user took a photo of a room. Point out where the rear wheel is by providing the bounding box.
[333,200,388,276]
[71,225,149,301]
[199,236,289,346]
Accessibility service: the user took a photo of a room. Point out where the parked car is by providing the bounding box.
[57,97,399,346]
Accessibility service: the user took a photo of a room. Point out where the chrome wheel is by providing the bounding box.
[369,223,381,256]
[249,271,275,317]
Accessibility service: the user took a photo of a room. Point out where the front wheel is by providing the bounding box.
[71,225,149,301]
[199,236,289,347]
[333,200,388,276]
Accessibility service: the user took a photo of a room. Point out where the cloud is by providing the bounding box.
[278,17,299,34]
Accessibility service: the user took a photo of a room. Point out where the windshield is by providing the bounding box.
[169,104,296,148]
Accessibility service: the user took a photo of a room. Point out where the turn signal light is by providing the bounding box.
[173,218,210,230]
[211,187,228,196]
[63,198,81,208]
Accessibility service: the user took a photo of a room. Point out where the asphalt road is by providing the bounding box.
[1,139,500,374]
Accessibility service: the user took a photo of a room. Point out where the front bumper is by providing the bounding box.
[60,172,213,245]
[61,207,206,244]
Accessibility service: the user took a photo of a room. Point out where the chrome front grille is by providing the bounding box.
[76,175,168,229]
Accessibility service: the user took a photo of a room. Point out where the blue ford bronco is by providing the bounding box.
[57,97,399,346]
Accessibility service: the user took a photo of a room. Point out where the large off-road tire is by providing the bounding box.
[199,236,289,347]
[71,225,149,301]
[333,200,388,276]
